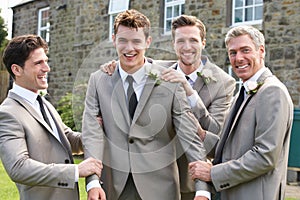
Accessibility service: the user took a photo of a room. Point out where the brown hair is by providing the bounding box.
[113,9,151,39]
[171,15,206,41]
[2,34,48,79]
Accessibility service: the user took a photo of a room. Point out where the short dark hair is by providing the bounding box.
[113,9,151,39]
[171,15,206,41]
[2,34,48,79]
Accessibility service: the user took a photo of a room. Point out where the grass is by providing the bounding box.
[1,160,299,200]
[0,158,87,200]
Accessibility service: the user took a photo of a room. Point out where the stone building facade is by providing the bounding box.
[8,0,300,108]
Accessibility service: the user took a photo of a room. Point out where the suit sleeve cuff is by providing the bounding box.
[86,180,102,192]
[75,165,79,182]
[187,90,199,108]
[195,190,211,200]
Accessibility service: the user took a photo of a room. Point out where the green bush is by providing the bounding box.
[57,83,87,131]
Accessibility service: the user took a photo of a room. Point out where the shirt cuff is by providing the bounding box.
[187,90,200,108]
[75,165,79,182]
[86,180,102,192]
[195,190,211,200]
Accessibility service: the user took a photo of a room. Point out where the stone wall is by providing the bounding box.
[263,0,300,107]
[10,0,300,108]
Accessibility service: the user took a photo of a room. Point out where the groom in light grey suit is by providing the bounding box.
[189,25,294,200]
[82,10,210,200]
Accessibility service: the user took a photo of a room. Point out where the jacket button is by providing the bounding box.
[65,159,70,164]
[129,139,134,144]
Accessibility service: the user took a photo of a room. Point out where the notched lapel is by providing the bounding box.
[193,77,205,94]
[132,77,156,124]
[111,67,132,125]
[9,92,53,133]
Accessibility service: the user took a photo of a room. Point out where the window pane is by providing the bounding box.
[166,0,173,2]
[255,6,263,20]
[245,7,253,21]
[167,6,172,18]
[234,8,243,22]
[181,4,185,14]
[235,0,243,7]
[166,20,172,32]
[255,0,263,4]
[246,0,253,6]
[174,5,180,17]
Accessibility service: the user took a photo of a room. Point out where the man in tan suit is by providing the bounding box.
[102,15,236,199]
[0,34,103,200]
[82,9,210,200]
[160,15,236,199]
[189,25,294,200]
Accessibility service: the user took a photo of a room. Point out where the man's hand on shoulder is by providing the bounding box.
[100,60,117,75]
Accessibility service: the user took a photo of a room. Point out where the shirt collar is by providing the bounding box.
[244,67,266,92]
[177,61,204,83]
[10,83,38,105]
[118,58,150,84]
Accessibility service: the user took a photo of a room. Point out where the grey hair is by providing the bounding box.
[225,25,265,50]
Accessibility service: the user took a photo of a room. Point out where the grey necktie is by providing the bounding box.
[127,75,137,119]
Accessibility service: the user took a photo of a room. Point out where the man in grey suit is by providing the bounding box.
[102,15,236,199]
[189,25,294,200]
[0,34,104,200]
[160,15,236,200]
[82,9,210,200]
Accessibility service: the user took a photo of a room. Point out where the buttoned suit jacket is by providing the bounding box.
[158,56,236,196]
[0,91,83,200]
[82,59,208,200]
[211,68,294,200]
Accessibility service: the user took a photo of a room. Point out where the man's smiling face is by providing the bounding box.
[227,34,265,82]
[113,25,151,73]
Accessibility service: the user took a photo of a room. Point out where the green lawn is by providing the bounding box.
[0,160,299,200]
[0,159,87,200]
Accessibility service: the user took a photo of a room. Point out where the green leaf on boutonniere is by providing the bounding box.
[197,68,217,84]
[145,65,162,86]
[39,89,48,97]
[246,81,263,95]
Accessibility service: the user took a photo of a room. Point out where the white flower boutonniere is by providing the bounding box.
[197,68,217,84]
[39,89,48,97]
[246,81,263,95]
[145,65,162,86]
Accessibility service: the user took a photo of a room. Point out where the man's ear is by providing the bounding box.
[112,34,116,47]
[11,64,23,77]
[146,36,152,49]
[202,38,206,49]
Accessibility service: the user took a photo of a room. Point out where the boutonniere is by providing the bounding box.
[145,65,162,86]
[246,81,263,95]
[197,68,217,84]
[39,89,48,97]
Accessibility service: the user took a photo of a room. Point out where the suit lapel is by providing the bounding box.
[227,68,273,137]
[193,77,205,93]
[8,92,53,133]
[132,77,156,124]
[111,66,132,125]
[45,103,74,161]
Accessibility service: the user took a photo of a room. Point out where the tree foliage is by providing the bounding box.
[0,9,8,48]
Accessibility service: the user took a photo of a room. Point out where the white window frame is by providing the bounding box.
[38,7,50,43]
[232,0,263,26]
[164,0,185,35]
[108,0,130,41]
